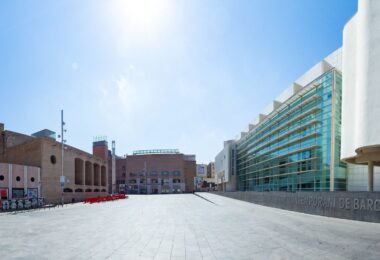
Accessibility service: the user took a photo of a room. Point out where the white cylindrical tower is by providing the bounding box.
[341,0,380,191]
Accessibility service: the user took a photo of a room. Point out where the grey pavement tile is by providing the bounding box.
[212,251,233,259]
[170,257,186,260]
[201,256,217,260]
[185,246,200,252]
[198,243,210,249]
[108,252,142,260]
[138,256,156,260]
[171,249,186,257]
[156,247,173,255]
[154,253,171,260]
[141,251,157,258]
[185,253,203,260]
[199,247,214,256]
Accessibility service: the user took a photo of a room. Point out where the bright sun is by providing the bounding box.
[106,0,174,38]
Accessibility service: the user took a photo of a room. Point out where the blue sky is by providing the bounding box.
[0,0,357,163]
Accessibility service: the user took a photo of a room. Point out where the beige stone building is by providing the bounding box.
[207,162,215,179]
[0,123,108,203]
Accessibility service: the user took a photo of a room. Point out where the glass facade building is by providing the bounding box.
[236,69,347,192]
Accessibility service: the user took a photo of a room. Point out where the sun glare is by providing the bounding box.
[106,0,174,41]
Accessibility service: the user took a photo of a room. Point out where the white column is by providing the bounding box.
[8,164,12,199]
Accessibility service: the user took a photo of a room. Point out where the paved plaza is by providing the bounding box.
[1,193,380,260]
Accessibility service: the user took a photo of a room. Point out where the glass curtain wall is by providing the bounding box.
[236,69,346,191]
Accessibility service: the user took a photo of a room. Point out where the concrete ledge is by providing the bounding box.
[212,191,380,223]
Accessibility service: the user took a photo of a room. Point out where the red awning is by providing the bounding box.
[0,189,7,198]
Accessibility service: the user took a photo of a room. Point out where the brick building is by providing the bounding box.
[114,149,196,194]
[92,139,120,195]
[0,123,108,203]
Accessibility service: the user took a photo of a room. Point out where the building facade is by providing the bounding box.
[215,140,237,191]
[0,123,108,203]
[341,0,380,191]
[196,164,207,178]
[195,163,216,190]
[0,162,40,200]
[115,149,196,194]
[235,51,347,192]
[207,162,215,179]
[195,164,207,190]
[91,139,118,195]
[220,0,380,193]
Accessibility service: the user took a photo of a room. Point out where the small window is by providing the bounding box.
[50,155,56,164]
[0,175,4,181]
[172,171,181,176]
[302,150,311,160]
[30,177,35,182]
[16,176,21,182]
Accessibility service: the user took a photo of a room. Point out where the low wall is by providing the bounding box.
[44,192,109,204]
[213,191,380,223]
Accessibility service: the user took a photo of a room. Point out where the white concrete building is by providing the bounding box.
[195,164,214,190]
[215,140,236,191]
[341,0,380,191]
[196,164,207,178]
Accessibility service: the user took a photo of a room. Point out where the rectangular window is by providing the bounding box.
[12,188,24,199]
[172,171,181,176]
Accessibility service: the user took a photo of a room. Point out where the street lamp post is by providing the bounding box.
[145,161,149,194]
[60,110,66,206]
[111,141,116,194]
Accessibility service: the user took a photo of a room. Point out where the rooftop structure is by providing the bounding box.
[31,129,56,140]
[133,149,180,155]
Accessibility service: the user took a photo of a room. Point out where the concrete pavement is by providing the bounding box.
[0,193,379,259]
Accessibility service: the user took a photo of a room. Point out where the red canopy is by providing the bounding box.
[0,189,7,198]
